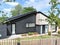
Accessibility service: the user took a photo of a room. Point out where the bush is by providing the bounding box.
[48,31,51,36]
[28,32,33,35]
[21,34,27,36]
[33,32,38,35]
[58,30,60,34]
[16,38,20,43]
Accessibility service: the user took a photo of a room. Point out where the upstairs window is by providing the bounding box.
[26,23,35,27]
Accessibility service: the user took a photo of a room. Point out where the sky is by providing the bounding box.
[0,0,60,17]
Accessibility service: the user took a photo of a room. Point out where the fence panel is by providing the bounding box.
[57,38,60,45]
[0,38,60,45]
[0,39,17,45]
[20,38,56,45]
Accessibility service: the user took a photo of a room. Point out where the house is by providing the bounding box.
[0,11,59,39]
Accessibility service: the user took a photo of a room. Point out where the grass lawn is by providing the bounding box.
[15,35,60,41]
[15,35,53,41]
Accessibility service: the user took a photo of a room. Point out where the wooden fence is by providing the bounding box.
[0,39,18,45]
[0,38,60,45]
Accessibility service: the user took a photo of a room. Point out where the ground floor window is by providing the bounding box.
[45,25,48,33]
[26,23,35,27]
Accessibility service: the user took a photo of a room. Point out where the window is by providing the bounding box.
[45,19,48,22]
[26,23,35,27]
[0,34,2,37]
[26,23,29,27]
[45,25,48,33]
[39,19,43,21]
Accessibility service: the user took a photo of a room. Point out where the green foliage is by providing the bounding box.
[0,14,7,23]
[28,32,34,35]
[11,4,22,16]
[58,30,60,34]
[48,31,51,36]
[11,5,36,16]
[16,38,20,42]
[48,0,60,27]
[21,7,36,14]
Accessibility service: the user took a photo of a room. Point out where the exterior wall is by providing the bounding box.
[15,15,36,34]
[36,25,41,34]
[57,26,60,32]
[16,15,36,34]
[7,24,12,35]
[36,13,49,34]
[36,13,57,33]
[36,13,48,25]
[0,24,7,38]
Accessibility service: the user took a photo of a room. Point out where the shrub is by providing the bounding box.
[28,32,33,35]
[48,31,51,36]
[21,34,27,36]
[58,30,60,34]
[33,32,38,35]
[16,38,20,43]
[16,38,20,45]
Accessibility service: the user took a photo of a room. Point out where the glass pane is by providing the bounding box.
[26,23,29,27]
[29,23,35,27]
[12,24,15,34]
[45,25,48,33]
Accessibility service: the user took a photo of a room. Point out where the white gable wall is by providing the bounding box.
[36,13,48,25]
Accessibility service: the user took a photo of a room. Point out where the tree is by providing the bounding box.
[48,0,60,26]
[0,14,8,23]
[21,7,36,14]
[11,4,22,16]
[11,5,36,16]
[48,0,60,34]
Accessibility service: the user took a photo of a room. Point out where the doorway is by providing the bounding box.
[40,25,48,34]
[12,24,16,34]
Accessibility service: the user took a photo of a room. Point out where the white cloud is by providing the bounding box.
[5,2,19,6]
[3,8,11,12]
[2,8,12,17]
[58,0,60,2]
[29,0,35,3]
[24,0,51,12]
[2,8,12,14]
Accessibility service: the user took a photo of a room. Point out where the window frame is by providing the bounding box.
[26,23,35,28]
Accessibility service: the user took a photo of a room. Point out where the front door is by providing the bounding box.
[12,24,15,34]
[42,25,45,34]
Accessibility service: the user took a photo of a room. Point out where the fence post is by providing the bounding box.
[17,42,20,45]
[55,39,57,45]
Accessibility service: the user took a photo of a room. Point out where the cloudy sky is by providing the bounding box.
[0,0,60,17]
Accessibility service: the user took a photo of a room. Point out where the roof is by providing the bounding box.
[6,11,49,22]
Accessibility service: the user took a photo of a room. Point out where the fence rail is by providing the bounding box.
[0,38,60,45]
